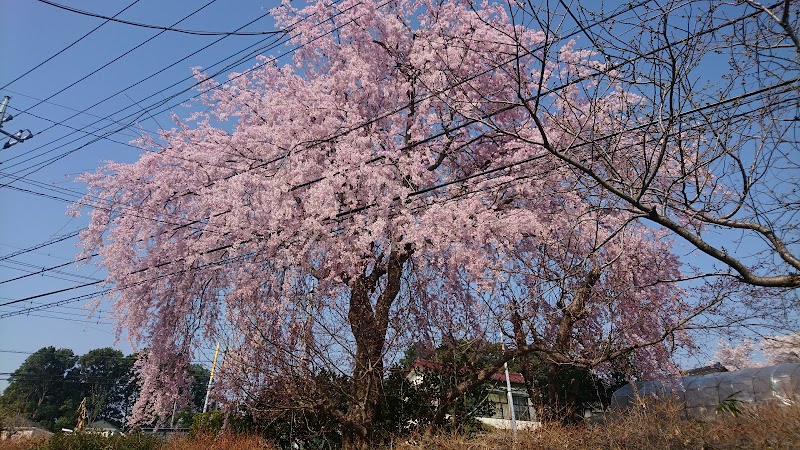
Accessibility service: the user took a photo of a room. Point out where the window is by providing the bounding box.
[490,394,507,419]
[489,392,531,421]
[513,395,531,421]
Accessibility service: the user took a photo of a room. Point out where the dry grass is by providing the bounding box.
[161,432,275,450]
[0,432,275,450]
[3,402,798,449]
[392,401,800,450]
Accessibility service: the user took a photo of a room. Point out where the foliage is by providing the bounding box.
[257,409,343,450]
[375,365,490,439]
[522,358,627,422]
[25,432,162,450]
[0,347,78,431]
[244,369,347,449]
[189,411,223,435]
[160,432,274,450]
[0,432,274,450]
[0,347,141,431]
[71,348,138,428]
[715,392,744,417]
[7,402,799,450]
[171,364,211,429]
[188,409,258,437]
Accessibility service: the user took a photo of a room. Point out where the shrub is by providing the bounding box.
[392,401,800,450]
[24,432,162,450]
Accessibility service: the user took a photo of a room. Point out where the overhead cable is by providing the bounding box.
[0,0,143,91]
[36,0,288,36]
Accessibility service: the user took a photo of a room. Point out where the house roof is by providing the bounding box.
[410,359,526,385]
[490,370,525,385]
[88,420,120,431]
[680,362,728,376]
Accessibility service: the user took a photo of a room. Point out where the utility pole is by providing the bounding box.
[202,342,221,413]
[0,96,34,150]
[502,342,518,439]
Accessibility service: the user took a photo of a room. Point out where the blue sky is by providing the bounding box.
[0,0,286,388]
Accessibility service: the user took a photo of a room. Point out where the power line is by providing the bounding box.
[0,230,83,261]
[6,106,143,151]
[0,259,101,284]
[0,310,112,326]
[0,349,210,364]
[0,168,239,237]
[3,105,246,176]
[0,0,656,260]
[0,253,95,285]
[0,1,381,237]
[4,2,785,256]
[0,295,96,311]
[0,88,151,138]
[0,302,101,318]
[0,244,263,313]
[17,0,221,116]
[0,0,143,91]
[0,291,108,318]
[0,18,304,189]
[35,0,288,36]
[3,12,279,151]
[1,0,335,167]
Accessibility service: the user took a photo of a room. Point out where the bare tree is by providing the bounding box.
[447,0,799,288]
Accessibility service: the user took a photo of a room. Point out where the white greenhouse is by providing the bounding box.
[611,363,800,419]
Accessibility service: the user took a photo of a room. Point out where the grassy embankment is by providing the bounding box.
[2,402,798,449]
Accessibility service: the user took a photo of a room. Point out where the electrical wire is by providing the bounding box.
[0,88,153,137]
[0,244,264,312]
[0,259,101,283]
[35,0,288,36]
[0,230,83,261]
[17,0,221,116]
[0,0,647,186]
[1,0,342,167]
[0,349,209,365]
[0,0,648,236]
[0,0,143,91]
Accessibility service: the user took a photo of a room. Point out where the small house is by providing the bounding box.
[407,359,540,430]
[86,420,123,437]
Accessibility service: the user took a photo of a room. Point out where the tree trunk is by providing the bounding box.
[342,245,410,450]
[342,346,383,450]
[546,362,560,421]
[342,278,384,450]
